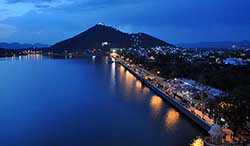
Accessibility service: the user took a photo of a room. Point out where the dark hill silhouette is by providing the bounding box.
[50,24,173,51]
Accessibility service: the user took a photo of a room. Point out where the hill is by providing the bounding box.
[50,24,173,52]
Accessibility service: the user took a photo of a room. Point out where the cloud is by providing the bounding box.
[0,8,8,12]
[6,0,54,3]
[0,23,17,39]
[1,0,250,43]
[0,0,73,20]
[34,4,50,8]
[82,0,141,9]
[103,0,250,27]
[117,24,138,34]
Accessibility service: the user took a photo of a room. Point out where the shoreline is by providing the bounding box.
[114,57,211,132]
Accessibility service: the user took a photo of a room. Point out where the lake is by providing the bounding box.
[0,55,204,146]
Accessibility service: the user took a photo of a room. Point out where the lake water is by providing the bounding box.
[0,55,204,146]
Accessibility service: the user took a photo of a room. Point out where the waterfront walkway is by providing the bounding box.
[111,54,212,131]
[111,53,246,145]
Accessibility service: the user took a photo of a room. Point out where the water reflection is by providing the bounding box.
[142,86,150,93]
[150,95,163,119]
[190,137,204,146]
[116,63,203,144]
[119,65,125,72]
[124,70,135,95]
[13,54,43,61]
[125,70,135,85]
[118,64,149,94]
[0,54,42,62]
[118,65,126,85]
[117,64,136,101]
[164,108,180,129]
[104,56,109,64]
[25,54,43,60]
[136,80,142,89]
[92,56,96,63]
[0,57,204,146]
[118,64,149,102]
[110,62,116,89]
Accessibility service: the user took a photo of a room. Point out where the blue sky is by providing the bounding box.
[0,0,249,45]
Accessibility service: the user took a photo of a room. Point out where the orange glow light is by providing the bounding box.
[190,137,204,146]
[150,95,163,119]
[165,108,179,129]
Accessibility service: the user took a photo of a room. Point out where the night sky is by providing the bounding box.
[0,0,249,44]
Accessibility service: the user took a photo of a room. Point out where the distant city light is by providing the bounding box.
[102,42,109,46]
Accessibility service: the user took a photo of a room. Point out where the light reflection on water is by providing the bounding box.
[92,55,96,63]
[110,62,116,89]
[7,54,43,61]
[136,80,142,89]
[0,57,204,146]
[164,108,180,129]
[117,62,181,129]
[190,137,204,146]
[124,70,136,98]
[125,70,135,87]
[118,65,150,101]
[150,95,163,119]
[116,62,203,145]
[23,54,43,60]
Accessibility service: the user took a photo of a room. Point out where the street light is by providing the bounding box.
[157,70,160,75]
